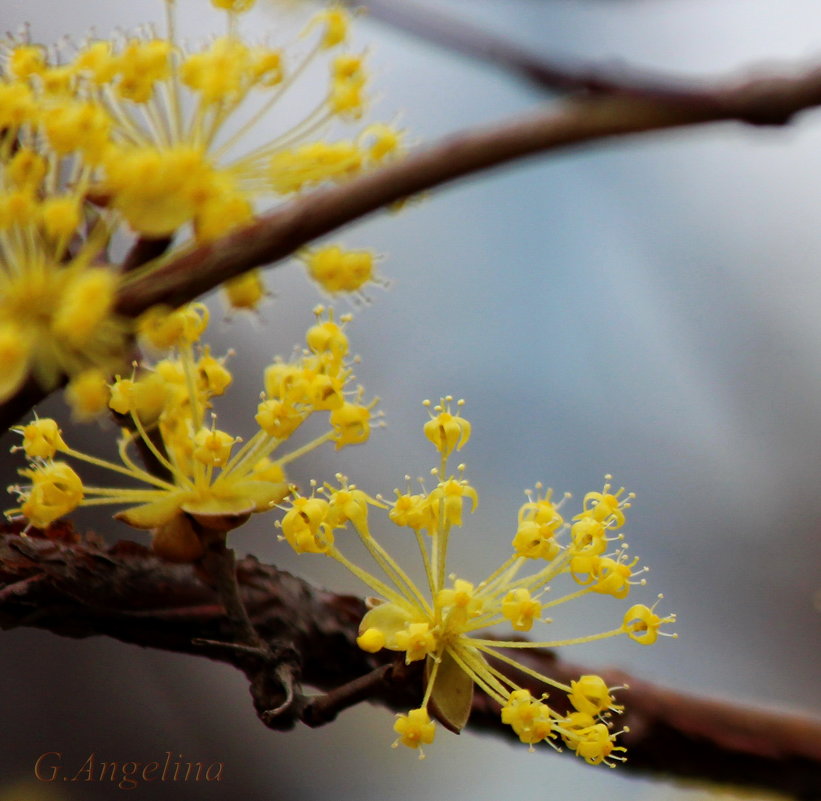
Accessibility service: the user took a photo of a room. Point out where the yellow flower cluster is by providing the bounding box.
[0,1,398,404]
[7,304,376,562]
[0,83,126,403]
[4,1,400,242]
[278,398,676,760]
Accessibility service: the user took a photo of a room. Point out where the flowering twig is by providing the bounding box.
[1,60,821,431]
[1,526,819,798]
[114,60,821,319]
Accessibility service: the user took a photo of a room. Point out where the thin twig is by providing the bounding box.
[302,663,394,727]
[198,531,265,650]
[351,0,672,95]
[5,60,821,429]
[121,235,173,273]
[115,64,821,318]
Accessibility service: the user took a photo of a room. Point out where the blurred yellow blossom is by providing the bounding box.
[12,0,402,246]
[0,146,127,401]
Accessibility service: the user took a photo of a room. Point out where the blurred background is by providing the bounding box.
[1,0,820,798]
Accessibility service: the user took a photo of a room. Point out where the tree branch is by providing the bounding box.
[352,0,674,95]
[3,61,821,429]
[2,526,819,798]
[115,63,821,319]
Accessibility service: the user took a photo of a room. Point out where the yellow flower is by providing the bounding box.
[7,308,374,558]
[302,245,378,295]
[0,206,127,402]
[277,399,675,761]
[1,2,402,308]
[16,462,84,529]
[15,418,67,460]
[423,396,471,457]
[47,1,400,246]
[393,708,435,758]
[65,369,111,421]
[223,269,267,311]
[0,59,129,403]
[622,600,677,645]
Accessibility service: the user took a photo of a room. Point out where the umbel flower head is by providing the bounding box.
[7,304,376,562]
[0,80,128,403]
[0,0,395,404]
[2,0,398,276]
[279,398,676,760]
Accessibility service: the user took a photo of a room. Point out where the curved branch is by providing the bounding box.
[352,0,670,95]
[116,63,821,318]
[6,59,821,428]
[1,527,819,798]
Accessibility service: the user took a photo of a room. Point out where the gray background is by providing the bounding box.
[1,1,819,799]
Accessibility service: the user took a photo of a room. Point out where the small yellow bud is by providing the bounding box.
[40,197,82,240]
[138,304,209,350]
[304,246,375,294]
[52,268,117,349]
[223,270,266,311]
[305,314,350,358]
[65,369,111,421]
[356,628,385,653]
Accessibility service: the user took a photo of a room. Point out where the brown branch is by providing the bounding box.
[3,60,821,430]
[1,526,819,798]
[115,64,821,319]
[121,235,173,273]
[352,0,671,95]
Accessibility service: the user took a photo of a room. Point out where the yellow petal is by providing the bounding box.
[115,494,186,529]
[231,479,289,513]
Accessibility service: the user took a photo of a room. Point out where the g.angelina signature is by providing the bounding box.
[34,751,224,790]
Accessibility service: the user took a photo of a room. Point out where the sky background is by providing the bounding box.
[1,1,820,799]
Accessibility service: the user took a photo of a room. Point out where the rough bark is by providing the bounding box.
[2,525,818,799]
